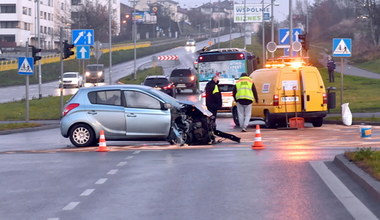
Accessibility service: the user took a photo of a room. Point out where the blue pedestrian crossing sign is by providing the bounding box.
[72,29,94,46]
[332,38,352,57]
[76,45,90,59]
[18,57,34,75]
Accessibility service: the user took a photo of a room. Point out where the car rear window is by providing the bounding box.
[219,84,234,92]
[63,73,77,78]
[144,78,169,86]
[170,69,192,77]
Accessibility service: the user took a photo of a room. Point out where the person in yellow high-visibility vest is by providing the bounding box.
[205,74,222,120]
[233,73,258,132]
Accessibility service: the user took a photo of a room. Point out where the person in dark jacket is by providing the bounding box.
[327,56,336,83]
[205,74,222,119]
[233,73,258,132]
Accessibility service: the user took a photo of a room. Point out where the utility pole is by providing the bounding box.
[289,0,293,57]
[36,0,42,99]
[59,27,64,114]
[262,0,265,66]
[25,42,29,122]
[244,0,247,49]
[271,0,274,58]
[131,0,137,80]
[109,0,113,84]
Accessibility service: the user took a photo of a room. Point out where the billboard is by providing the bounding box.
[234,4,271,23]
[132,11,157,24]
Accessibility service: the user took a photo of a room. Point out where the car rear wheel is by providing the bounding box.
[312,117,323,127]
[232,107,240,127]
[265,111,276,128]
[69,124,96,147]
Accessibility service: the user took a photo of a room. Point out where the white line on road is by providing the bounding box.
[47,218,59,220]
[117,161,128,167]
[95,178,108,185]
[80,189,95,196]
[133,151,141,154]
[62,202,80,211]
[107,169,118,175]
[310,161,378,220]
[126,156,134,160]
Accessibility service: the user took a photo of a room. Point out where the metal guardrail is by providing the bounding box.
[0,41,151,72]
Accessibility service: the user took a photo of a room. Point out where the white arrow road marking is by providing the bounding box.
[79,46,87,58]
[74,31,84,44]
[281,31,289,43]
[86,32,93,44]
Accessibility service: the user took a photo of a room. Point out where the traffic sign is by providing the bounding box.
[76,46,90,59]
[157,55,178,60]
[332,38,352,57]
[72,29,94,46]
[266,41,277,53]
[18,57,34,75]
[279,28,302,45]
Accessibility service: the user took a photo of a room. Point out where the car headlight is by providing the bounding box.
[85,71,90,76]
[97,71,103,76]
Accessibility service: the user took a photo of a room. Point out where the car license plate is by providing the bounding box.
[281,96,299,102]
[177,84,186,88]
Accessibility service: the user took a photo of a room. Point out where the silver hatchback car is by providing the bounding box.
[60,85,216,147]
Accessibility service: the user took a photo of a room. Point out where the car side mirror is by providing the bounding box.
[163,103,172,110]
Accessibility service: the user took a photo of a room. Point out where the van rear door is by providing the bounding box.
[301,70,324,112]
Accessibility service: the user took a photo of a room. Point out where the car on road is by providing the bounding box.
[61,72,83,88]
[169,68,198,94]
[143,75,176,97]
[60,85,216,147]
[185,39,196,46]
[85,64,104,83]
[200,78,235,111]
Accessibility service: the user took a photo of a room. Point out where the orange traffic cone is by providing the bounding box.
[252,125,265,150]
[97,130,110,152]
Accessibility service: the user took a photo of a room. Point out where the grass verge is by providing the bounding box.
[119,66,164,84]
[345,148,380,181]
[0,123,42,131]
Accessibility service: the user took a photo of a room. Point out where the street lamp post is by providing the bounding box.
[109,0,113,84]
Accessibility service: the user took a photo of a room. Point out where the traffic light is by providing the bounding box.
[298,33,309,51]
[30,46,42,64]
[63,40,75,59]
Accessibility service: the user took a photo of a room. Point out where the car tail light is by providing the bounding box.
[273,94,279,106]
[190,76,195,81]
[323,93,327,104]
[163,84,173,90]
[63,103,80,116]
[239,53,245,59]
[199,56,203,61]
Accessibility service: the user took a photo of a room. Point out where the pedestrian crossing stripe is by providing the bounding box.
[332,38,352,57]
[19,58,33,72]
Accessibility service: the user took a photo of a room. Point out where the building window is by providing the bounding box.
[0,21,18,28]
[22,7,28,15]
[0,4,16,13]
[72,0,82,5]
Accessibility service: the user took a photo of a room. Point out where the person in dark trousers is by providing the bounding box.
[205,74,222,121]
[327,56,336,83]
[233,73,258,132]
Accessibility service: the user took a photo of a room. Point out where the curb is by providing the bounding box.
[0,123,60,135]
[333,154,380,203]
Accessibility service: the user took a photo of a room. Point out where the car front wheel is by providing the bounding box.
[232,107,240,127]
[69,124,96,147]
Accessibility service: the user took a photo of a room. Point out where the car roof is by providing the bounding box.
[78,84,154,92]
[63,72,79,74]
[145,75,168,79]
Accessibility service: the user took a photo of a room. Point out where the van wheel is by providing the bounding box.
[176,89,181,94]
[265,111,276,128]
[69,124,96,147]
[192,88,198,94]
[232,107,240,127]
[312,117,323,127]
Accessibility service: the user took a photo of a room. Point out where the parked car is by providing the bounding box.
[61,72,83,88]
[200,78,235,111]
[60,85,216,147]
[169,68,198,94]
[185,39,196,46]
[143,75,176,97]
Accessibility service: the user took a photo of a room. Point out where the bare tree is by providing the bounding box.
[352,0,380,46]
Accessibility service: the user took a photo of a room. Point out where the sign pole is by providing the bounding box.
[60,27,64,115]
[25,42,29,122]
[340,57,344,112]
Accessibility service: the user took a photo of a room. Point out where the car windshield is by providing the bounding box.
[219,84,234,92]
[63,73,77,78]
[144,78,169,87]
[171,69,192,77]
[86,65,103,71]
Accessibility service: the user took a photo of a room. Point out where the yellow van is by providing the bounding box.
[232,58,328,128]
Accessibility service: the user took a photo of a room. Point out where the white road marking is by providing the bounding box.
[310,161,378,220]
[62,202,80,211]
[117,161,128,167]
[80,189,95,196]
[95,178,108,185]
[126,156,134,160]
[133,151,141,154]
[107,169,118,175]
[47,218,59,220]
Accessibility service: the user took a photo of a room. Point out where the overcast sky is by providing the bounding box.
[120,0,313,22]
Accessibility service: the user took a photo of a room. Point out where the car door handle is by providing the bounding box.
[88,111,97,115]
[127,113,136,117]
